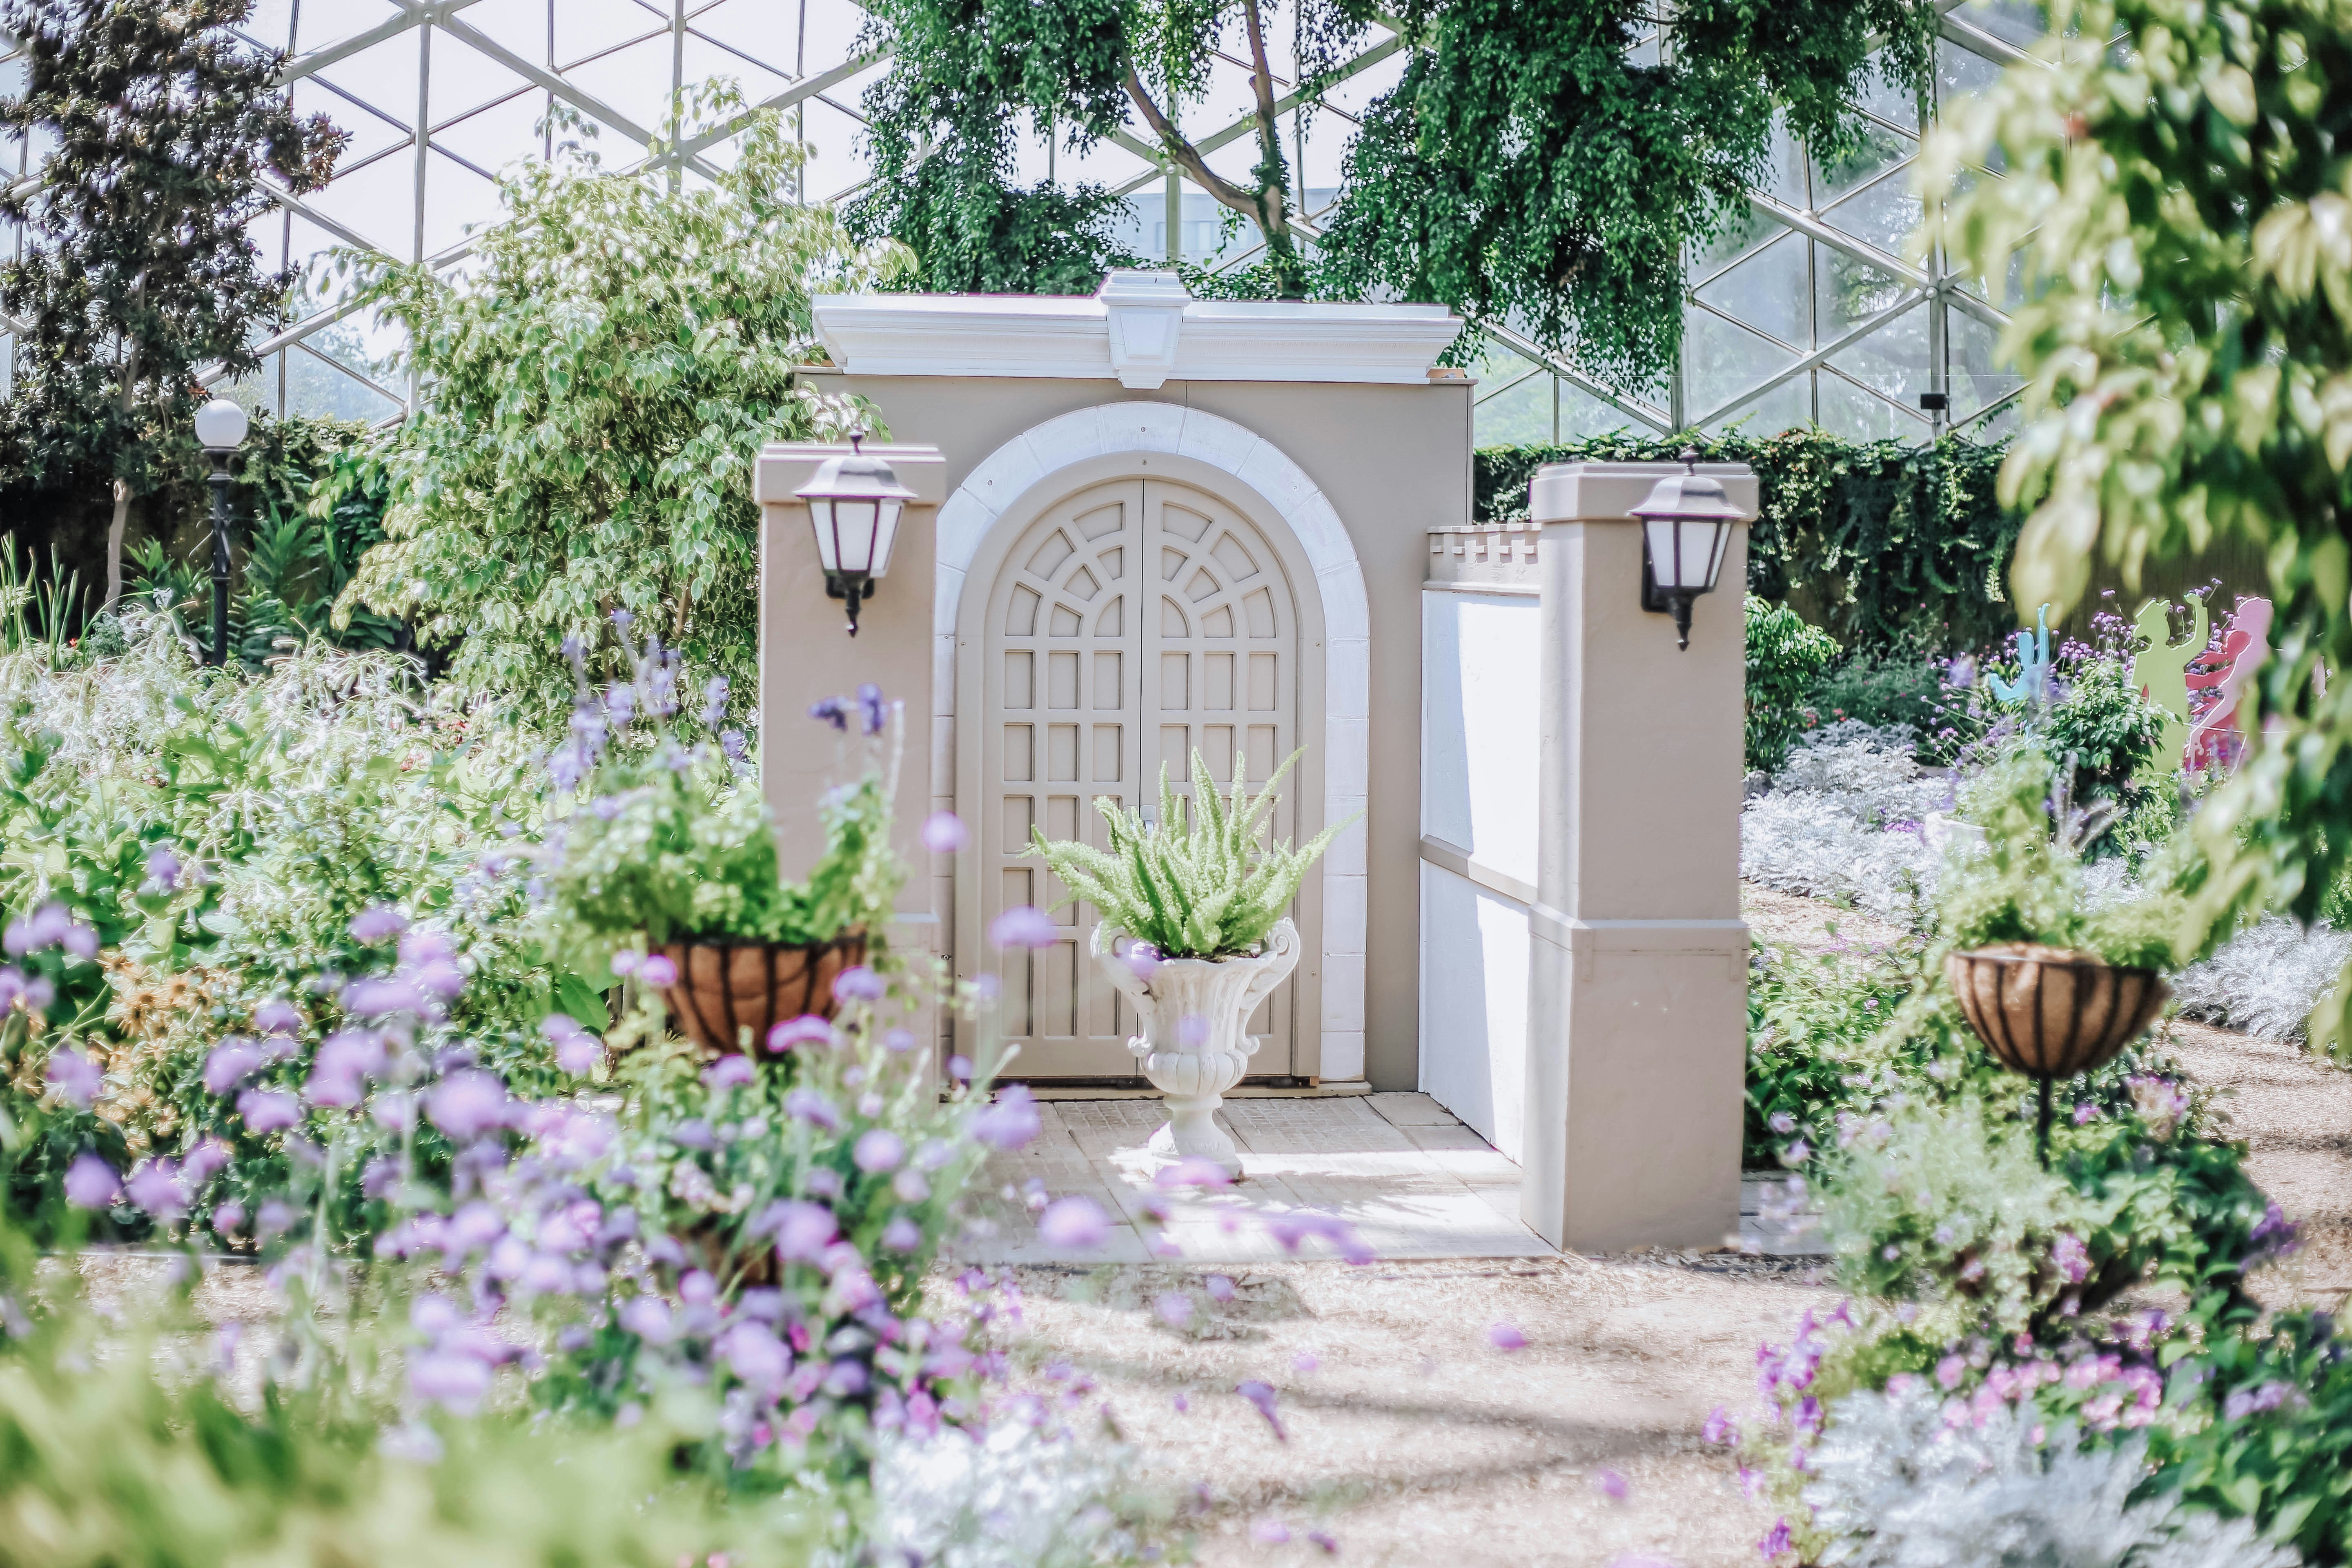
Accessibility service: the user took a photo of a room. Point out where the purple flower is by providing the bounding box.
[212,1200,245,1235]
[701,675,731,728]
[2,903,66,956]
[1154,1156,1235,1191]
[1593,1469,1629,1503]
[832,966,886,1004]
[427,1071,510,1142]
[702,1055,755,1090]
[204,1039,266,1097]
[252,999,303,1036]
[1038,1195,1111,1250]
[770,1200,839,1263]
[719,1321,789,1393]
[125,1158,186,1219]
[1157,1292,1194,1327]
[922,811,968,854]
[1704,1406,1737,1445]
[1488,1321,1528,1352]
[2052,1231,2091,1285]
[1123,941,1162,982]
[410,1351,493,1414]
[142,845,183,894]
[350,905,407,945]
[786,1089,842,1132]
[1252,1520,1291,1545]
[854,1129,906,1173]
[857,682,887,736]
[1265,1210,1375,1265]
[63,1153,119,1210]
[1767,1111,1796,1136]
[1758,1517,1793,1561]
[46,1048,100,1111]
[971,1084,1041,1150]
[2247,1201,2303,1263]
[1235,1379,1286,1441]
[182,1137,231,1186]
[343,978,425,1019]
[882,1215,924,1252]
[767,1015,833,1054]
[808,696,849,732]
[989,906,1058,950]
[236,1089,302,1134]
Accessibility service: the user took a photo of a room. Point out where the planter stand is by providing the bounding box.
[1945,943,2170,1166]
[1094,920,1301,1180]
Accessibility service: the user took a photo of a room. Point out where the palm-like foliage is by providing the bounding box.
[1030,747,1352,960]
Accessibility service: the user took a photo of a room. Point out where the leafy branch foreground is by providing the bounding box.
[1031,748,1352,960]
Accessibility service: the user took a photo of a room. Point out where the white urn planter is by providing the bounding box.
[1093,919,1301,1179]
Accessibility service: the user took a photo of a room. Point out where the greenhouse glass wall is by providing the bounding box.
[0,0,2047,446]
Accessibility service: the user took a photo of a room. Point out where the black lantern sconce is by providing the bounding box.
[796,432,918,635]
[1631,448,1741,651]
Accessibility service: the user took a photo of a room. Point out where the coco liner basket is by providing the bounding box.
[1944,942,2172,1160]
[655,932,867,1054]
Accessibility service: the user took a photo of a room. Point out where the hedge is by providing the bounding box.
[1476,430,2020,657]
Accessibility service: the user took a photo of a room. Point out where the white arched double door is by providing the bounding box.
[975,475,1303,1078]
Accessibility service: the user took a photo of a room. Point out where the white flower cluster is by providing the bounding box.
[1741,723,1951,923]
[2175,915,2352,1042]
[870,1421,1152,1568]
[1804,1382,2300,1568]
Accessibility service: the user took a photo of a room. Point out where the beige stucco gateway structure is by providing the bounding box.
[755,272,1756,1252]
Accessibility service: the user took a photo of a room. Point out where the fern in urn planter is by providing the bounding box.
[1028,748,1351,962]
[1028,748,1354,1176]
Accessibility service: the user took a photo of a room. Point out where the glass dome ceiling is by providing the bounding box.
[0,0,2047,445]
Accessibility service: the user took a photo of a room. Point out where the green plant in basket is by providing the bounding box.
[1029,748,1353,960]
[537,641,902,955]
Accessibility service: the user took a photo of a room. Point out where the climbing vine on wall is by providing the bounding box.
[1476,430,2018,656]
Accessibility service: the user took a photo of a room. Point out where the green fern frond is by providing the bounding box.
[1024,744,1360,959]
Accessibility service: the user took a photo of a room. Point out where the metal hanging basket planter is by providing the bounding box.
[653,932,869,1055]
[1944,942,2171,1159]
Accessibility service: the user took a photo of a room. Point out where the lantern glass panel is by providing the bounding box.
[867,499,905,578]
[808,499,841,572]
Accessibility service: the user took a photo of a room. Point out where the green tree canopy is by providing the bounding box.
[847,0,1932,388]
[0,0,344,604]
[1925,0,2352,1038]
[334,93,908,727]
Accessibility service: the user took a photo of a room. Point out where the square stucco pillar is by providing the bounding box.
[1519,461,1755,1254]
[754,442,948,919]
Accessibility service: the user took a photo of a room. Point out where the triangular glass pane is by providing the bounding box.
[1815,247,1915,339]
[1695,232,1807,351]
[428,33,537,126]
[433,92,549,183]
[557,0,667,67]
[1821,175,1924,262]
[316,34,425,134]
[1953,0,2048,49]
[1811,120,1914,208]
[422,148,507,257]
[1817,370,1923,441]
[285,344,405,423]
[1826,306,1929,404]
[1708,375,1813,439]
[693,0,806,75]
[296,76,407,167]
[1947,309,2023,420]
[1684,308,1798,422]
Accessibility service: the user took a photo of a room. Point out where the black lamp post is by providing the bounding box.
[796,432,916,635]
[194,396,250,667]
[1631,447,1742,650]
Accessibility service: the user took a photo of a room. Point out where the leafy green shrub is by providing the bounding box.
[2145,1309,2352,1564]
[336,88,905,728]
[1029,748,1350,960]
[1476,431,2019,657]
[1745,595,1840,774]
[1811,648,1949,740]
[1744,936,1928,1167]
[1816,1079,2274,1336]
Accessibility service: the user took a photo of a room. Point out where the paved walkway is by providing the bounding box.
[958,1091,1556,1264]
[955,1090,1833,1264]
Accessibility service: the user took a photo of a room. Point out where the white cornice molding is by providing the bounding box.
[813,270,1463,386]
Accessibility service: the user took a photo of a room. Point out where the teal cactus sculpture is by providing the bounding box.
[1988,605,2054,708]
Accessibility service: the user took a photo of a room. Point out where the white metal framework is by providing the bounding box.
[0,0,2045,443]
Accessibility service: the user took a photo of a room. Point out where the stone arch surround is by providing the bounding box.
[932,402,1372,1082]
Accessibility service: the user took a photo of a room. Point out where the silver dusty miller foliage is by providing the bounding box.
[1803,1383,2300,1568]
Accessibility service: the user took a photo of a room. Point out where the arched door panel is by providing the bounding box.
[977,476,1301,1078]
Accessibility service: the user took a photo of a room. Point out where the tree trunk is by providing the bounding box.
[1123,0,1307,298]
[105,476,129,606]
